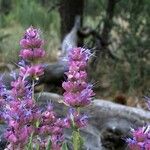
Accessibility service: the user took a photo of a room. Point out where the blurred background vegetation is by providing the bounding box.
[0,0,149,102]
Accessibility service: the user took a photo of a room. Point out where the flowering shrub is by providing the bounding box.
[0,27,94,150]
[127,96,150,150]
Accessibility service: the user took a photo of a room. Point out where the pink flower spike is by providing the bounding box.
[20,26,44,49]
[62,47,94,107]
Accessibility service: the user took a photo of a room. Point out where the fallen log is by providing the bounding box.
[36,92,150,125]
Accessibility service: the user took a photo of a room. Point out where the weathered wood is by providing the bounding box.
[61,16,81,58]
[36,92,150,126]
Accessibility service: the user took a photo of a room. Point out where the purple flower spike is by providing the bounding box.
[19,26,45,60]
[127,126,150,150]
[62,47,95,107]
[20,26,43,49]
[2,27,68,149]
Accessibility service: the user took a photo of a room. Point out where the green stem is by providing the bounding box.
[72,128,83,150]
[72,107,83,150]
[27,132,34,150]
[77,107,80,114]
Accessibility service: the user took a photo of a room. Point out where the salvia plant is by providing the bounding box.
[0,27,95,150]
[126,96,150,150]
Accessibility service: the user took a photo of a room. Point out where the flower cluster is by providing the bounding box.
[0,27,95,150]
[126,126,150,150]
[62,47,95,149]
[0,27,66,150]
[37,105,67,150]
[62,47,95,107]
[4,98,39,149]
[127,96,150,150]
[1,70,40,149]
[20,27,45,60]
[19,26,45,80]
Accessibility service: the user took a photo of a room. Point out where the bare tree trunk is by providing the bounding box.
[0,0,12,15]
[59,0,84,41]
[101,0,117,44]
[90,0,118,68]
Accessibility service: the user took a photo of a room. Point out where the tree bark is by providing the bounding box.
[0,0,12,15]
[101,0,117,43]
[90,0,118,68]
[59,0,84,41]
